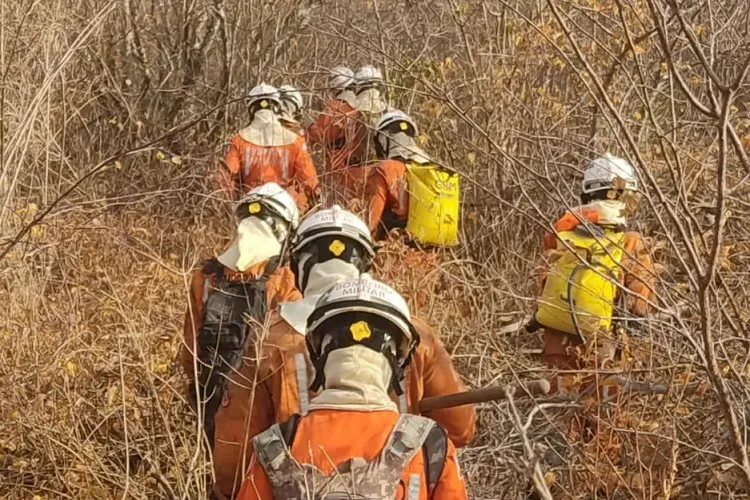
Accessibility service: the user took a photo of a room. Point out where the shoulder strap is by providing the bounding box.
[382,414,435,468]
[202,258,224,279]
[422,425,448,496]
[279,413,302,447]
[253,423,287,473]
[263,255,281,279]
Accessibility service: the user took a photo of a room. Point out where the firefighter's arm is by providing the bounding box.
[623,232,656,317]
[432,440,469,499]
[307,106,346,149]
[414,319,476,447]
[235,455,274,500]
[365,168,389,233]
[292,139,320,198]
[305,112,327,147]
[219,137,242,193]
[181,270,205,378]
[266,267,303,310]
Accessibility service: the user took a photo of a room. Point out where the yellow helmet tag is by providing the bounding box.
[350,321,372,341]
[329,239,346,257]
[248,202,262,214]
[399,122,408,131]
[260,100,269,108]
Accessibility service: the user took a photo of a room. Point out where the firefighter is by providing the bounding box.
[236,275,468,499]
[536,153,656,388]
[307,66,388,203]
[220,84,319,212]
[366,110,460,246]
[532,154,657,474]
[181,182,300,448]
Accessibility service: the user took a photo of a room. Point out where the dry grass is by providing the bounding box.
[2,0,750,498]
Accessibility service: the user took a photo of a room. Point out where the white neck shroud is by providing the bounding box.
[583,199,628,227]
[278,259,361,334]
[217,218,282,272]
[309,345,397,412]
[239,109,298,146]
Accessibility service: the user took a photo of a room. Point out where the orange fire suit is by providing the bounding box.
[541,207,656,389]
[365,158,409,237]
[236,409,468,500]
[222,134,319,212]
[180,260,301,381]
[210,315,476,498]
[307,99,372,202]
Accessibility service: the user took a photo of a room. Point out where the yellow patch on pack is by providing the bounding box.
[350,321,372,341]
[399,122,408,131]
[260,100,269,108]
[248,202,262,214]
[329,239,346,257]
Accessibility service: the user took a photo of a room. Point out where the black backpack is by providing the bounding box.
[196,257,278,445]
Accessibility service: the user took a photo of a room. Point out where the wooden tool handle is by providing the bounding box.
[418,379,551,413]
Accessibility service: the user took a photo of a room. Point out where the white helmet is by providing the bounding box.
[582,153,638,194]
[330,66,355,91]
[354,65,383,86]
[247,83,282,111]
[375,110,418,137]
[306,274,419,371]
[237,182,300,231]
[290,205,376,292]
[279,84,304,114]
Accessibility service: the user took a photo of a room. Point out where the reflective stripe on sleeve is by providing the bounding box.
[294,353,309,416]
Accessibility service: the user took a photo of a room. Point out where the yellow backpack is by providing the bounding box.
[405,162,460,246]
[535,227,626,339]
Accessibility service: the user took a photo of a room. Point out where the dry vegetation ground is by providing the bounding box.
[1,0,750,498]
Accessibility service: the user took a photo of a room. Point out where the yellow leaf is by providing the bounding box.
[114,160,123,170]
[30,225,45,241]
[152,362,170,375]
[155,151,166,161]
[63,361,78,377]
[171,156,183,165]
[632,111,643,121]
[416,134,429,147]
[467,152,476,165]
[544,471,557,486]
